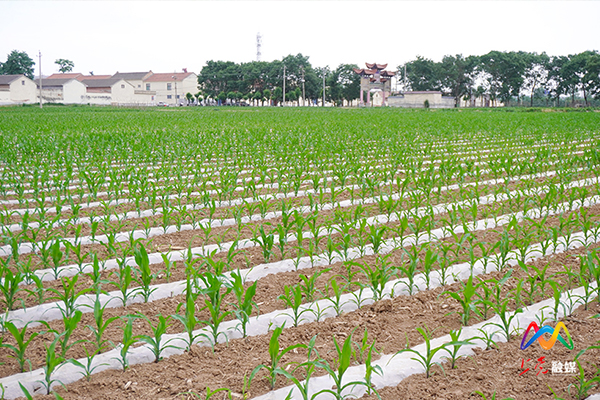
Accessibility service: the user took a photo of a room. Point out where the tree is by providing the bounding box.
[567,51,600,106]
[262,88,271,106]
[55,59,74,73]
[185,92,193,105]
[439,54,478,107]
[521,52,549,106]
[0,50,35,79]
[334,64,360,106]
[404,56,442,91]
[252,90,262,106]
[480,51,527,106]
[547,55,576,105]
[272,87,282,105]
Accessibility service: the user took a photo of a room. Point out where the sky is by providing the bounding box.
[1,0,599,77]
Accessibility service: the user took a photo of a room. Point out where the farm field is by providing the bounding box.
[1,106,600,400]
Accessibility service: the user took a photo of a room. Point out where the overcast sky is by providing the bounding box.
[1,1,599,76]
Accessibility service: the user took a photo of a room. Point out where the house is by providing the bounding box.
[143,72,198,105]
[112,71,153,91]
[0,75,37,105]
[35,77,87,104]
[387,91,455,108]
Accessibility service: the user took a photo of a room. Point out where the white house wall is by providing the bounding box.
[0,90,10,104]
[388,93,455,108]
[9,78,37,103]
[63,80,87,104]
[151,75,198,105]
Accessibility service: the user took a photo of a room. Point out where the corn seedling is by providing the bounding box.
[250,325,307,390]
[85,294,118,352]
[114,315,137,371]
[133,243,157,303]
[70,345,108,382]
[443,275,479,326]
[278,284,312,327]
[314,333,377,399]
[230,270,258,338]
[1,321,39,372]
[136,313,180,363]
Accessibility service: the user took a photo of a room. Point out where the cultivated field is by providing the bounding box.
[1,107,600,400]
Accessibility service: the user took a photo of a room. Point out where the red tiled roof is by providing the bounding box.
[46,73,83,80]
[77,75,111,81]
[366,63,388,70]
[143,72,195,82]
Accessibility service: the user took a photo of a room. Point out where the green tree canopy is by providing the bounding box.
[0,50,35,79]
[55,59,74,73]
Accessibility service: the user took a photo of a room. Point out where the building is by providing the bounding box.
[80,77,155,105]
[0,75,37,105]
[388,91,455,108]
[1,69,198,107]
[112,71,154,92]
[353,63,395,107]
[35,77,87,104]
[143,72,198,105]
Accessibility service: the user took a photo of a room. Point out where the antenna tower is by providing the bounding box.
[256,32,262,62]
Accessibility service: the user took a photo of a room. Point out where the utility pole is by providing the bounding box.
[301,67,305,107]
[282,65,286,106]
[404,64,407,93]
[322,70,326,107]
[38,51,42,109]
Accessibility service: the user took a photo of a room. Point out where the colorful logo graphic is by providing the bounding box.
[520,321,574,351]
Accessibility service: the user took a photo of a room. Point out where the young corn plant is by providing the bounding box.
[442,275,479,326]
[0,267,24,311]
[396,246,420,295]
[110,258,136,307]
[252,224,276,263]
[440,328,474,369]
[57,309,83,358]
[1,321,39,372]
[278,284,312,327]
[298,268,331,303]
[250,325,307,390]
[284,336,320,400]
[47,274,90,319]
[566,360,600,400]
[114,315,138,371]
[198,270,232,347]
[172,280,202,351]
[136,313,180,363]
[314,333,378,399]
[230,270,258,338]
[483,299,523,341]
[394,326,452,378]
[85,295,118,353]
[133,243,157,303]
[50,239,65,280]
[349,254,395,302]
[70,345,108,382]
[39,334,67,395]
[324,277,348,316]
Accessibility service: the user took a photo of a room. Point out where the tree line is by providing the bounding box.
[196,54,360,106]
[404,51,600,107]
[2,49,599,107]
[198,50,600,107]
